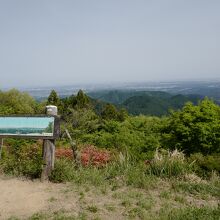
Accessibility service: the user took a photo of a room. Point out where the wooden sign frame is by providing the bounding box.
[0,115,60,140]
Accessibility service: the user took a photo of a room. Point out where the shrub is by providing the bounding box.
[80,145,111,166]
[189,153,220,176]
[81,116,162,160]
[49,159,76,183]
[162,98,220,155]
[0,89,40,114]
[55,145,111,166]
[0,141,43,178]
[55,148,73,159]
[146,149,192,177]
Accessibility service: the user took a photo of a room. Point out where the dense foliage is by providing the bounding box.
[0,89,42,114]
[162,98,220,155]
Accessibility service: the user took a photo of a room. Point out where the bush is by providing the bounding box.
[0,141,43,178]
[50,159,76,183]
[146,149,192,177]
[80,145,111,166]
[162,98,220,155]
[189,153,220,176]
[81,116,162,160]
[0,89,41,114]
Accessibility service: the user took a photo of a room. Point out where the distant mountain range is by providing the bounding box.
[88,90,204,116]
[21,80,220,103]
[19,80,220,116]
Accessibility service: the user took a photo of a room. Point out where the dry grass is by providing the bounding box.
[1,174,219,220]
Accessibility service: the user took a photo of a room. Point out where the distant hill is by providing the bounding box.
[122,94,202,116]
[88,90,172,104]
[88,90,204,116]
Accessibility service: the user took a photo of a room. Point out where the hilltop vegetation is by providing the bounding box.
[0,88,219,173]
[0,89,219,219]
[0,89,43,114]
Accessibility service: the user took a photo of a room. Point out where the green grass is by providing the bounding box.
[159,190,171,199]
[158,206,220,220]
[136,198,154,210]
[172,181,220,198]
[49,149,195,192]
[127,207,145,219]
[10,205,220,220]
[86,205,98,213]
[121,199,132,208]
[174,195,187,204]
[48,197,57,202]
[104,204,116,212]
[27,211,88,220]
[49,156,161,192]
[2,150,220,220]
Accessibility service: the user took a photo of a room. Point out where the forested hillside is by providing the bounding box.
[88,90,203,116]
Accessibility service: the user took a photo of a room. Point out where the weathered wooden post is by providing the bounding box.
[0,138,3,160]
[41,105,58,182]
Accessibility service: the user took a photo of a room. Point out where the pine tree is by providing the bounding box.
[101,103,119,120]
[47,90,60,106]
[75,90,90,108]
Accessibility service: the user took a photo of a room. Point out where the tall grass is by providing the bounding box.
[50,152,157,190]
[50,149,195,188]
[147,149,193,178]
[0,146,202,190]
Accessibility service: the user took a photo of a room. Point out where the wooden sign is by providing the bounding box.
[0,116,60,139]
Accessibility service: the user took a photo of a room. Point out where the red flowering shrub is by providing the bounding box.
[55,145,111,167]
[80,145,111,167]
[56,148,73,159]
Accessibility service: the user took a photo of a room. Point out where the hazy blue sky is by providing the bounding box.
[0,0,219,88]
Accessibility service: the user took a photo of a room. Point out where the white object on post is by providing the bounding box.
[46,105,58,116]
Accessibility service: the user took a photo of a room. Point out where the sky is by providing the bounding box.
[0,117,54,129]
[0,0,219,88]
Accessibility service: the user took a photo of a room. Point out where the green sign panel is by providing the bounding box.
[0,116,59,139]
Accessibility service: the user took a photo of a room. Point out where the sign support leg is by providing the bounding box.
[0,138,3,160]
[41,139,55,181]
[41,105,57,182]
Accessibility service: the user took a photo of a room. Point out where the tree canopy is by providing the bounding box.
[162,98,220,155]
[0,89,39,115]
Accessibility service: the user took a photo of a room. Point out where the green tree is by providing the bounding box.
[47,90,60,106]
[162,98,220,155]
[101,104,119,120]
[64,108,100,140]
[75,90,90,108]
[117,108,128,121]
[0,89,38,115]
